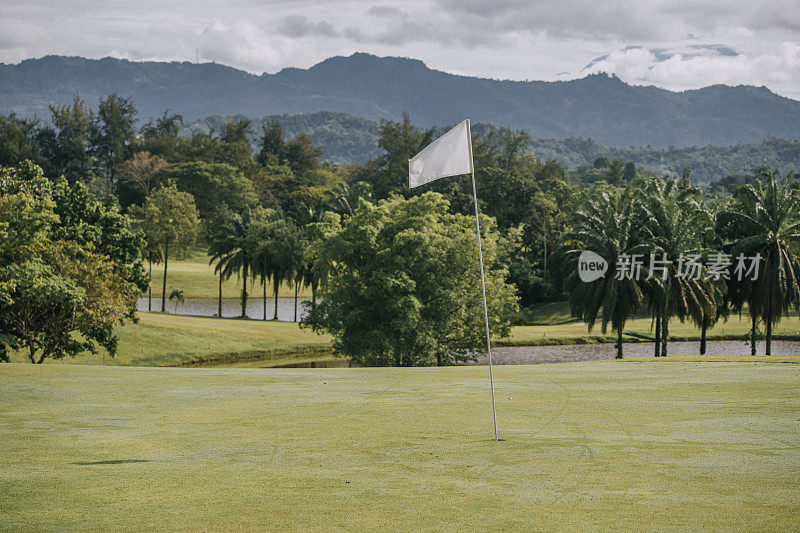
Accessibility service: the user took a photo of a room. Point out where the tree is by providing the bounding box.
[169,289,185,313]
[305,193,518,366]
[358,113,434,199]
[257,119,286,166]
[45,95,94,183]
[219,118,254,169]
[162,161,258,220]
[91,93,138,191]
[634,178,718,356]
[117,151,168,197]
[284,133,322,176]
[140,111,184,161]
[562,189,644,358]
[134,184,199,312]
[498,126,531,171]
[207,207,270,318]
[0,113,47,171]
[252,215,304,320]
[717,169,800,355]
[0,162,143,363]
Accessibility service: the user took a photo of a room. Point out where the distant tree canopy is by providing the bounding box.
[161,161,258,219]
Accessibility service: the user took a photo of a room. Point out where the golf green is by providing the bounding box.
[1,360,798,530]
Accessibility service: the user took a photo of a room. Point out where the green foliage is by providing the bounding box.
[716,169,800,354]
[0,162,142,363]
[562,188,645,357]
[161,161,258,219]
[90,93,138,189]
[133,184,199,312]
[305,193,518,366]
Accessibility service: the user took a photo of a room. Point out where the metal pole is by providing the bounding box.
[468,146,498,441]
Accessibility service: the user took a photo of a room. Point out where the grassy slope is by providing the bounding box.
[1,361,798,531]
[8,313,332,367]
[506,305,800,346]
[7,307,800,367]
[147,249,311,300]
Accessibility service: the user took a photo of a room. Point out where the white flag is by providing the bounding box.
[409,119,473,188]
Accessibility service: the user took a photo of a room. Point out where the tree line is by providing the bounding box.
[1,95,798,364]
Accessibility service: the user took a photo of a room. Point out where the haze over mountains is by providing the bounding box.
[2,53,800,148]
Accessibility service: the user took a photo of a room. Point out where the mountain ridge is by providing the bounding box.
[1,53,799,148]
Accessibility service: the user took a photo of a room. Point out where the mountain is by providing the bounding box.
[2,53,800,147]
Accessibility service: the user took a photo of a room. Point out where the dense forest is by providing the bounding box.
[182,112,799,184]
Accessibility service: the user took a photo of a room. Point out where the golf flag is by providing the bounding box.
[408,118,500,442]
[409,119,473,188]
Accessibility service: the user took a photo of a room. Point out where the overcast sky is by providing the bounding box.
[2,0,799,98]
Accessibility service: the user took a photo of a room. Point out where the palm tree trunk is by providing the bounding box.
[240,271,248,318]
[294,280,299,322]
[700,317,708,355]
[654,312,661,357]
[273,279,280,320]
[217,273,223,317]
[148,258,152,312]
[766,284,773,356]
[751,314,757,355]
[160,242,169,312]
[616,327,623,359]
[661,313,669,357]
[263,278,267,320]
[311,283,317,315]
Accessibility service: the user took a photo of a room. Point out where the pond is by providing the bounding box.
[272,341,800,368]
[138,297,313,322]
[475,341,800,365]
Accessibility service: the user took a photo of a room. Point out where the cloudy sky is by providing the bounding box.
[2,0,799,98]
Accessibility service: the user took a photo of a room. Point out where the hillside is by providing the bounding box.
[3,54,800,148]
[182,112,800,183]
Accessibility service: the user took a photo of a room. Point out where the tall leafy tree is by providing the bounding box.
[134,184,199,312]
[91,93,138,191]
[45,95,94,183]
[717,169,800,355]
[306,193,517,366]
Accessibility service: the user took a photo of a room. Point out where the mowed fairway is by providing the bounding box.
[1,361,799,531]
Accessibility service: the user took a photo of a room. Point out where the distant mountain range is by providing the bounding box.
[2,53,800,148]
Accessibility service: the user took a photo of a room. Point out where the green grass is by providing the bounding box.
[8,312,332,367]
[505,311,800,346]
[1,360,798,530]
[8,306,800,367]
[147,249,310,300]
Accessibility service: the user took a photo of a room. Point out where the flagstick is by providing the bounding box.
[466,122,498,442]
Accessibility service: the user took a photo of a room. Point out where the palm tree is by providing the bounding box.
[207,208,264,318]
[717,169,800,355]
[169,289,185,313]
[326,181,372,217]
[634,178,718,356]
[143,245,162,312]
[563,189,644,358]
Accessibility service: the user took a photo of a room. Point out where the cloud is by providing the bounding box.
[0,0,798,99]
[279,15,337,38]
[582,43,800,95]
